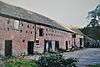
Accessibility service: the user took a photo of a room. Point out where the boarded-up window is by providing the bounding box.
[14,20,19,29]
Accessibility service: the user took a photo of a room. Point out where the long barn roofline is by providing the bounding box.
[0,1,73,33]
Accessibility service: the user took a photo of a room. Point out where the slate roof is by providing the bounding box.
[0,1,71,32]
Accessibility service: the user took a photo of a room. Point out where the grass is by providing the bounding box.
[4,58,38,67]
[88,64,100,67]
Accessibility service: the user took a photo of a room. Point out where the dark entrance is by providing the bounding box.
[28,41,34,55]
[55,41,59,51]
[48,41,52,52]
[44,40,47,53]
[5,40,12,57]
[66,41,68,50]
[80,38,82,48]
[44,40,52,53]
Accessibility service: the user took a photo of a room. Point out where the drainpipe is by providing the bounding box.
[34,24,36,43]
[34,24,36,54]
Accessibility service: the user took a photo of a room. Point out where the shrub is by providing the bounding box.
[38,53,78,67]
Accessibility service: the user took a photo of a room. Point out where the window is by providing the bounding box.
[31,31,32,34]
[20,30,22,33]
[52,30,54,32]
[27,25,29,28]
[72,34,76,38]
[22,40,25,42]
[36,39,39,45]
[20,23,23,26]
[21,23,23,26]
[46,33,47,36]
[33,26,34,29]
[7,28,9,31]
[39,28,44,36]
[26,31,28,33]
[14,20,20,29]
[7,19,10,24]
[36,40,39,43]
[46,28,48,31]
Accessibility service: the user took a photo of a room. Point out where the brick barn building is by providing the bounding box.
[70,29,84,49]
[0,1,84,56]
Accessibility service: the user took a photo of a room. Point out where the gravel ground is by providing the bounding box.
[63,48,100,67]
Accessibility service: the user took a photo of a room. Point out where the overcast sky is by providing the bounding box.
[0,0,100,27]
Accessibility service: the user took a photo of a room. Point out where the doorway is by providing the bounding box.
[5,40,12,57]
[66,41,68,50]
[44,40,52,53]
[28,41,34,55]
[80,38,82,48]
[48,41,52,52]
[55,41,59,51]
[44,40,47,53]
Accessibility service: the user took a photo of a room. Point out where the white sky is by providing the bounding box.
[0,0,100,27]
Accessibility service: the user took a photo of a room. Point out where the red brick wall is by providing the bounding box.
[0,16,35,56]
[0,15,83,56]
[34,25,73,53]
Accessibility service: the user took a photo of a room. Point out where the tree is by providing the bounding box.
[81,4,100,40]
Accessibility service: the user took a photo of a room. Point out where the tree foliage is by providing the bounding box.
[81,4,100,40]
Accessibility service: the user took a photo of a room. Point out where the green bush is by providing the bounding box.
[4,58,38,67]
[38,53,78,67]
[88,64,100,67]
